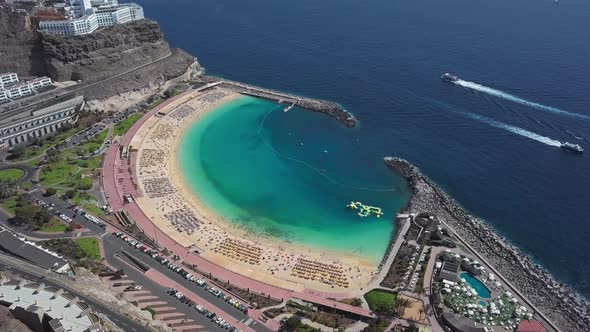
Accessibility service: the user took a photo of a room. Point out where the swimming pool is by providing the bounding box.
[460,272,491,299]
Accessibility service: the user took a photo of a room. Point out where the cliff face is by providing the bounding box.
[41,19,172,82]
[0,10,47,76]
[0,9,196,87]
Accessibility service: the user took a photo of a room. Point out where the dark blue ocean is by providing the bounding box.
[134,0,590,298]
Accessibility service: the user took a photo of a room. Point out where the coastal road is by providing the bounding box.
[0,253,146,332]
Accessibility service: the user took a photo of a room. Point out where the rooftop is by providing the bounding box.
[0,279,99,332]
[0,229,69,271]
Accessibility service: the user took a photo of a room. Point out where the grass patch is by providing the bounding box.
[40,157,79,187]
[76,129,108,155]
[364,290,397,311]
[40,151,101,190]
[39,219,67,232]
[148,98,166,110]
[0,168,25,181]
[75,237,101,259]
[0,196,18,214]
[114,113,143,136]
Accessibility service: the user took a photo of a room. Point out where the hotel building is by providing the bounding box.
[39,0,144,36]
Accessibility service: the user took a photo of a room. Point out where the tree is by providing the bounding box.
[46,148,60,162]
[14,205,37,227]
[10,146,25,159]
[408,323,419,332]
[65,189,77,199]
[45,187,57,196]
[280,316,301,332]
[396,298,413,317]
[0,179,18,198]
[350,298,363,307]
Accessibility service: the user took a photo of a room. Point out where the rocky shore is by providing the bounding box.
[384,157,590,332]
[198,75,358,127]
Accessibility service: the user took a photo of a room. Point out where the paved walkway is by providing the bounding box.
[365,217,411,291]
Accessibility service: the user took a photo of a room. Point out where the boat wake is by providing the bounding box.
[454,79,590,120]
[461,111,562,147]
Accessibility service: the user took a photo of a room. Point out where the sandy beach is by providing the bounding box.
[131,88,378,293]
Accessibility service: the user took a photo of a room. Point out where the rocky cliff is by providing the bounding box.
[40,19,173,82]
[0,9,198,100]
[0,9,47,76]
[0,8,201,112]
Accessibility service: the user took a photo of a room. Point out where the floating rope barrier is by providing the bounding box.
[256,107,396,192]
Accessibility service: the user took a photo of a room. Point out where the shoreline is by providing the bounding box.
[170,94,379,267]
[384,156,589,332]
[133,88,379,293]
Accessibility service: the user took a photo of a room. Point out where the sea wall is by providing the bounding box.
[384,157,589,332]
[198,75,358,127]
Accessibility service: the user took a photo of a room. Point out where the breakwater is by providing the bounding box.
[384,157,590,332]
[197,75,358,127]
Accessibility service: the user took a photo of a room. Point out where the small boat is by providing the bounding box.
[441,73,459,82]
[561,142,583,154]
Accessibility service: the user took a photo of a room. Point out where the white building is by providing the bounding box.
[0,76,53,102]
[0,96,83,148]
[0,72,19,88]
[39,0,144,36]
[39,12,99,35]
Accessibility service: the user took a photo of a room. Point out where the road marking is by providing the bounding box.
[244,318,253,326]
[29,189,39,193]
[75,232,82,237]
[100,231,109,237]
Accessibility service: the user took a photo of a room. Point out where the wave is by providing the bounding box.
[565,130,584,141]
[461,111,562,147]
[454,79,590,120]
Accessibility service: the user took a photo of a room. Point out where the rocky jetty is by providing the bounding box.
[198,75,358,127]
[385,157,590,332]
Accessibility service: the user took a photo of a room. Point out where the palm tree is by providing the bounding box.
[396,298,413,317]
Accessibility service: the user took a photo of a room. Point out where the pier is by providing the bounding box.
[197,76,358,127]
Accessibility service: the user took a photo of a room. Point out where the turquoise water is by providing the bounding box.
[461,272,492,299]
[178,96,409,263]
[478,301,487,307]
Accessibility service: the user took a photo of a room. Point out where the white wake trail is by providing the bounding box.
[462,112,562,147]
[455,79,590,120]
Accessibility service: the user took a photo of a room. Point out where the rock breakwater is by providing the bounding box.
[384,157,590,332]
[198,75,358,127]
